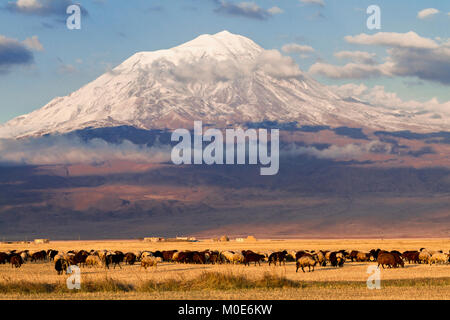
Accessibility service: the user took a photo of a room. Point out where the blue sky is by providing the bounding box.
[0,0,449,123]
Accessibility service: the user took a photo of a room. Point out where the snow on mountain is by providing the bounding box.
[0,30,447,139]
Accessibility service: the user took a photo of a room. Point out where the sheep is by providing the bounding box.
[10,255,23,268]
[141,251,154,259]
[430,252,449,265]
[418,251,431,264]
[296,255,317,273]
[286,251,297,262]
[141,256,158,269]
[134,251,142,261]
[124,252,137,265]
[220,251,235,264]
[171,251,179,262]
[377,253,397,268]
[20,251,30,263]
[53,253,65,261]
[220,251,244,264]
[356,252,370,262]
[85,255,102,267]
[314,251,327,266]
[54,258,69,275]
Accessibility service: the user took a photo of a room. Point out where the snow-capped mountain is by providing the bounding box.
[0,31,447,138]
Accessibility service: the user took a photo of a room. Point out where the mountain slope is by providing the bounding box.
[0,31,447,139]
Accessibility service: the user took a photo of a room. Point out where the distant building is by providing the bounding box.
[144,237,164,242]
[34,239,49,244]
[235,236,257,242]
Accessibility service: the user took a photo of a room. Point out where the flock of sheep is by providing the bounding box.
[1,247,449,275]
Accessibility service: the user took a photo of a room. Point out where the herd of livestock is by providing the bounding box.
[0,247,449,274]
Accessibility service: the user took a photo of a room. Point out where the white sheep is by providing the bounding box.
[85,255,102,267]
[418,251,431,264]
[220,251,243,264]
[430,252,449,265]
[141,256,158,269]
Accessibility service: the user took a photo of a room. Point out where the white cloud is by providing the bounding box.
[345,31,439,49]
[0,34,34,73]
[281,43,315,54]
[255,49,302,78]
[308,61,392,79]
[285,140,391,160]
[417,8,439,19]
[267,6,283,15]
[16,0,42,10]
[23,35,44,51]
[299,0,325,7]
[151,48,302,82]
[334,51,376,65]
[314,32,450,85]
[214,1,282,20]
[0,136,171,165]
[328,83,368,97]
[330,83,450,117]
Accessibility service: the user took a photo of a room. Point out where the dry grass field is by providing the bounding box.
[0,238,449,300]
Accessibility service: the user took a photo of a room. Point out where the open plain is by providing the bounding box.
[0,238,449,300]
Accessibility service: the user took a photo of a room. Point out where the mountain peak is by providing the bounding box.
[175,30,262,60]
[0,32,448,139]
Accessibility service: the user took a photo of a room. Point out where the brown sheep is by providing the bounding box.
[244,253,265,266]
[296,255,317,273]
[124,252,137,265]
[10,255,23,268]
[356,252,370,262]
[377,253,397,268]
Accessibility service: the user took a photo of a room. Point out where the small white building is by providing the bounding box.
[34,239,49,244]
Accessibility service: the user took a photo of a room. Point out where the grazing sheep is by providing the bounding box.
[85,255,102,267]
[226,252,244,264]
[141,256,158,269]
[314,251,327,266]
[329,252,345,267]
[390,252,405,268]
[296,255,317,273]
[356,252,370,262]
[349,250,359,262]
[134,251,142,261]
[0,252,8,264]
[268,250,288,266]
[10,255,23,268]
[171,251,179,262]
[220,251,236,264]
[19,251,30,263]
[162,250,177,262]
[402,251,420,264]
[244,253,265,266]
[286,251,296,262]
[430,252,449,265]
[141,251,154,259]
[124,252,137,265]
[54,258,69,275]
[377,253,397,268]
[418,251,431,264]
